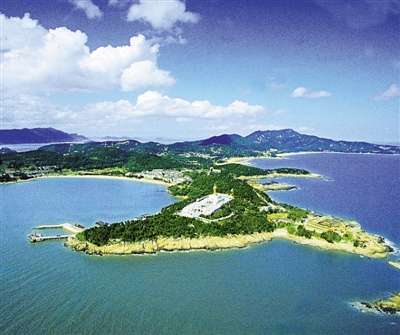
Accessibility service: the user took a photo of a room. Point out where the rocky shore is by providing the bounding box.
[66,228,391,258]
[354,293,400,315]
[66,232,274,255]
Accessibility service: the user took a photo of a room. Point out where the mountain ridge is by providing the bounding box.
[2,127,399,155]
[170,129,399,155]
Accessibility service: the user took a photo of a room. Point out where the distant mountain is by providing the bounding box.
[200,134,244,146]
[173,129,400,155]
[0,147,16,155]
[37,128,400,156]
[0,128,87,145]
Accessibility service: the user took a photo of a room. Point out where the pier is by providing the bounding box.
[28,223,85,243]
[28,233,70,243]
[34,223,85,234]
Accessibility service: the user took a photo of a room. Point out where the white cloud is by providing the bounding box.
[83,91,265,120]
[374,84,400,100]
[120,60,175,91]
[127,0,200,30]
[291,86,332,99]
[1,13,174,93]
[0,13,46,50]
[1,91,265,131]
[69,0,103,19]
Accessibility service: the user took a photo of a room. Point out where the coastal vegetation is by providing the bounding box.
[78,171,276,246]
[216,163,310,177]
[0,148,212,182]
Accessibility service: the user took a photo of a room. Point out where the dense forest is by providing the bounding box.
[77,164,348,247]
[217,163,310,176]
[79,171,276,246]
[0,146,212,175]
[78,168,332,247]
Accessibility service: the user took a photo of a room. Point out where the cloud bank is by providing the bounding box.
[2,91,264,130]
[84,91,264,120]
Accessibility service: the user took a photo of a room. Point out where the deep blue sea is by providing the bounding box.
[251,153,400,244]
[0,154,399,334]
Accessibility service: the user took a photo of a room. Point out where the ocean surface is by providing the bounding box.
[0,154,399,334]
[251,153,400,244]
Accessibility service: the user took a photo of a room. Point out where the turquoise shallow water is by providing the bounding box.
[1,155,399,334]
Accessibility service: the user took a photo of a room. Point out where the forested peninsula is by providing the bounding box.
[66,163,392,259]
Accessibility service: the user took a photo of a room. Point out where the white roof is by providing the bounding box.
[179,193,233,218]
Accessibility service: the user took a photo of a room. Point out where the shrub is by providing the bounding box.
[321,231,342,243]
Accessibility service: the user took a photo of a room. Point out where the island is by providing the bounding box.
[354,293,400,315]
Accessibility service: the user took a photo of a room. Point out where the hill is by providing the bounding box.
[172,129,399,155]
[0,128,87,145]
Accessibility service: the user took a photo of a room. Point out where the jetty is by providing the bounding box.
[28,223,85,243]
[34,223,85,234]
[28,233,70,243]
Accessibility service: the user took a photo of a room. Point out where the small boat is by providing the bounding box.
[28,232,43,243]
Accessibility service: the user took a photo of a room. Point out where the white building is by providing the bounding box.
[179,193,233,219]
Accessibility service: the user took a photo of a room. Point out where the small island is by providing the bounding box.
[354,293,400,315]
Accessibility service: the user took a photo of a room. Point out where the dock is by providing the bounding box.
[28,233,70,243]
[34,223,85,234]
[28,223,85,243]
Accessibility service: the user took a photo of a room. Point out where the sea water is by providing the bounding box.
[0,154,399,334]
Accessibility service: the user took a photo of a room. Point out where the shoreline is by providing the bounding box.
[220,156,259,166]
[239,172,322,182]
[67,228,390,259]
[352,293,400,316]
[226,151,400,165]
[1,173,171,187]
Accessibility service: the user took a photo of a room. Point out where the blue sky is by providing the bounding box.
[1,0,399,142]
